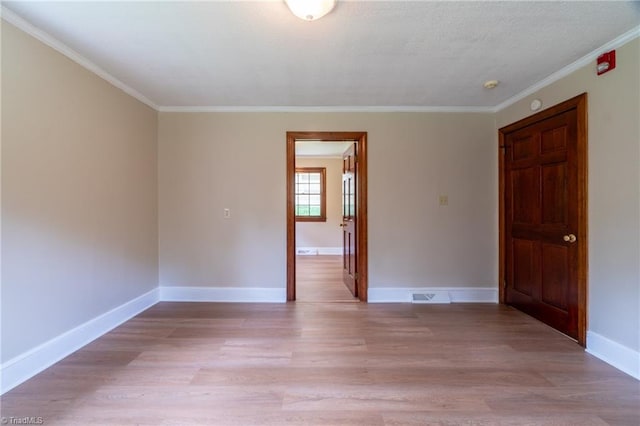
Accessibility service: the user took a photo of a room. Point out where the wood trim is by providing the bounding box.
[499,94,587,133]
[498,131,506,304]
[287,131,368,302]
[575,94,589,347]
[286,134,296,301]
[498,93,588,346]
[294,167,327,222]
[356,133,368,302]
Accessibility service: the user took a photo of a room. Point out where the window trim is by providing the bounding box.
[295,167,326,222]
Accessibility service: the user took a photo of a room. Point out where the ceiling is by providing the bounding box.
[3,1,640,111]
[296,141,353,157]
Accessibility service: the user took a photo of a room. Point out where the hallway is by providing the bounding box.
[295,255,357,302]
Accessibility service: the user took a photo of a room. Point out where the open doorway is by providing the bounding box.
[295,142,353,302]
[286,131,368,302]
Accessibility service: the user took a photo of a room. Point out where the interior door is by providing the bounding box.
[504,108,581,340]
[342,143,357,296]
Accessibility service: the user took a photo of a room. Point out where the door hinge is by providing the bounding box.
[354,272,359,280]
[503,279,507,288]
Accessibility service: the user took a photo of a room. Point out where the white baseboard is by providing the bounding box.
[296,247,342,256]
[160,286,286,303]
[0,288,159,395]
[586,331,640,380]
[368,287,498,303]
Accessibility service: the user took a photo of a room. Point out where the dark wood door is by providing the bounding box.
[342,143,357,296]
[504,105,584,340]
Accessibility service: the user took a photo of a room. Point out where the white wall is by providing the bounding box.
[1,22,158,363]
[158,112,497,291]
[295,157,343,250]
[496,38,640,357]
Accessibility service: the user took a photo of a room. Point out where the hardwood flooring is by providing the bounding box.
[296,255,357,302]
[1,257,638,425]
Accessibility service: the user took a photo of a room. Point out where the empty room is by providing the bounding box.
[1,1,639,425]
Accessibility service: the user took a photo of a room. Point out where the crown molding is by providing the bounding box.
[493,24,640,113]
[1,6,159,111]
[158,105,494,113]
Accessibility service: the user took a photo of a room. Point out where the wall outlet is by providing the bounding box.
[223,208,231,218]
[439,195,448,206]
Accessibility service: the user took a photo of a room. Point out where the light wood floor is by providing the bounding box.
[2,257,638,425]
[296,255,357,302]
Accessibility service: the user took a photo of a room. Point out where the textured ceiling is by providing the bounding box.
[3,1,640,109]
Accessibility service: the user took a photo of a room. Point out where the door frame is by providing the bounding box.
[498,93,588,346]
[286,131,368,302]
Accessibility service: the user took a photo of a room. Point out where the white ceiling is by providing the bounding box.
[3,1,640,110]
[296,141,353,157]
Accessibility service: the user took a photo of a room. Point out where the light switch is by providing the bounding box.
[223,208,231,218]
[439,195,448,206]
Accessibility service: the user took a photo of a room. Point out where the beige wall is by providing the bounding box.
[295,157,343,249]
[3,13,638,382]
[158,112,497,289]
[1,22,158,362]
[497,38,640,353]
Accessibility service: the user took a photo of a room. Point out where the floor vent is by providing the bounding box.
[412,291,451,304]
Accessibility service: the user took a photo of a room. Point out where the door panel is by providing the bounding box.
[512,239,535,297]
[511,168,538,224]
[541,164,567,224]
[504,107,580,340]
[342,143,357,297]
[541,127,567,153]
[512,134,536,161]
[541,244,569,311]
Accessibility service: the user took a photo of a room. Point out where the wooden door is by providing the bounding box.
[501,94,587,344]
[342,143,357,296]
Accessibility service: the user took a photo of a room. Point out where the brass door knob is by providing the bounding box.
[563,234,577,243]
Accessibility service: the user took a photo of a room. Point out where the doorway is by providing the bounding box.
[499,93,587,345]
[286,131,368,302]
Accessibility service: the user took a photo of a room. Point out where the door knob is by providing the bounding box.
[339,224,345,227]
[563,234,577,243]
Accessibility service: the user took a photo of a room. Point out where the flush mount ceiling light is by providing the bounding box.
[285,0,337,21]
[483,80,499,89]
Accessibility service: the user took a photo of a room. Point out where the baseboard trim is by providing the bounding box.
[160,286,286,303]
[368,287,498,303]
[296,247,342,256]
[0,288,159,395]
[586,331,640,380]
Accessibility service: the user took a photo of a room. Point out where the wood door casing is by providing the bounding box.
[287,132,368,302]
[499,93,587,345]
[342,143,357,296]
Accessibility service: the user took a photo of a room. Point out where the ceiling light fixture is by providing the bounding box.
[483,80,499,89]
[285,0,336,21]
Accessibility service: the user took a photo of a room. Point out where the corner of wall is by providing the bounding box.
[0,289,159,395]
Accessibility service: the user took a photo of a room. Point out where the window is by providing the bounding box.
[295,167,326,222]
